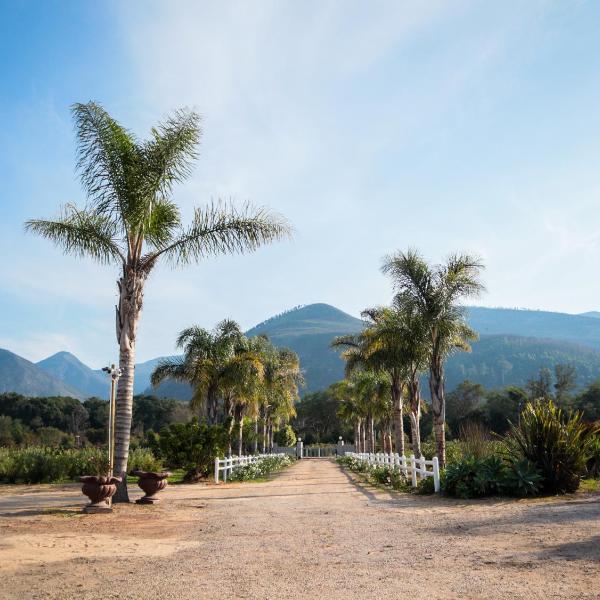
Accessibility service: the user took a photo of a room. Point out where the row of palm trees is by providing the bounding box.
[151,321,301,456]
[333,250,484,467]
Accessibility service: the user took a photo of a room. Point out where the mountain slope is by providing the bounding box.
[445,335,600,390]
[246,303,364,393]
[37,352,109,399]
[0,349,84,398]
[466,307,600,348]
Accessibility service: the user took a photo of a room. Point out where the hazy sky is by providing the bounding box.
[2,0,600,367]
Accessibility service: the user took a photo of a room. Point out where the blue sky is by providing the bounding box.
[2,0,600,367]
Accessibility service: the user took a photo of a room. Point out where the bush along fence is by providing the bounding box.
[344,452,441,492]
[214,453,290,483]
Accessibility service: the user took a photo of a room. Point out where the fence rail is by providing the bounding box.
[214,453,285,483]
[345,452,440,492]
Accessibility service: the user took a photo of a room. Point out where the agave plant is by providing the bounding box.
[506,400,600,494]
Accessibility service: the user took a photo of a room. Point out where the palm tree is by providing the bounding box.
[361,303,429,457]
[382,250,484,466]
[152,320,245,423]
[26,102,290,500]
[258,343,301,452]
[331,379,364,452]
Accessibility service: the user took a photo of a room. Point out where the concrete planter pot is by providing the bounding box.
[133,471,171,504]
[80,475,122,513]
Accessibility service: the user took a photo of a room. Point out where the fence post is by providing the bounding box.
[214,457,220,484]
[432,456,440,492]
[410,455,417,487]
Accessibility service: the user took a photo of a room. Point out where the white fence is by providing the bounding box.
[214,453,285,483]
[345,452,440,492]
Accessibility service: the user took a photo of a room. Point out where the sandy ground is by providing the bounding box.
[0,459,599,600]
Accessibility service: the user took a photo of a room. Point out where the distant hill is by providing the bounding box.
[445,335,600,390]
[37,352,108,399]
[0,349,84,398]
[465,307,600,348]
[246,303,364,393]
[579,311,600,319]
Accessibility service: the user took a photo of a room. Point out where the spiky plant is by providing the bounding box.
[506,399,600,494]
[26,102,290,500]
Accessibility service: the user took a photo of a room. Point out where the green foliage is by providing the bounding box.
[0,446,162,484]
[417,475,435,495]
[506,400,600,494]
[293,390,351,444]
[229,455,293,481]
[443,455,541,499]
[151,418,227,482]
[586,430,600,478]
[275,425,296,447]
[421,439,463,465]
[336,456,411,491]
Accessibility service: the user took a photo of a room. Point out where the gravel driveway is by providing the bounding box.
[1,459,598,599]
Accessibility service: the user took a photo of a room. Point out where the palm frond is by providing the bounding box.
[25,204,124,264]
[143,201,291,266]
[144,109,201,197]
[71,102,135,215]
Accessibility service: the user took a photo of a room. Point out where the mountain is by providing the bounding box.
[465,307,600,348]
[579,311,600,320]
[445,335,600,390]
[0,349,85,398]
[37,352,109,399]
[8,303,600,400]
[246,303,364,393]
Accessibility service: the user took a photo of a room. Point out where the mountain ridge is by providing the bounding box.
[6,303,600,399]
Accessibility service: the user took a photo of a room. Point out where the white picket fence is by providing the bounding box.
[214,453,285,483]
[345,452,441,492]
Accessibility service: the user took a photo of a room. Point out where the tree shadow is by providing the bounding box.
[535,536,600,561]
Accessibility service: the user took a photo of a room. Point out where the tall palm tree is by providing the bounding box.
[382,250,484,466]
[26,102,290,500]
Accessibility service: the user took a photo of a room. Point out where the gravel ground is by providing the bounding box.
[1,459,599,599]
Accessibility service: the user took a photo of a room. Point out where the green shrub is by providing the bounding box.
[152,418,228,482]
[0,447,110,484]
[506,400,600,494]
[275,425,296,447]
[421,439,463,465]
[336,456,411,491]
[417,476,435,495]
[584,425,600,478]
[229,455,293,481]
[443,454,541,498]
[127,447,163,474]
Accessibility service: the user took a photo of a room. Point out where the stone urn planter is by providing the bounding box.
[133,471,172,504]
[79,475,122,513]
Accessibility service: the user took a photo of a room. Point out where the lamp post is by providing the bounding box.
[102,364,122,479]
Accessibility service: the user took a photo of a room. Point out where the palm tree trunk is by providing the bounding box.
[361,420,366,454]
[429,357,446,467]
[113,267,146,503]
[262,418,267,453]
[391,379,405,456]
[355,422,360,452]
[409,373,422,457]
[238,416,243,457]
[253,417,258,454]
[367,414,375,453]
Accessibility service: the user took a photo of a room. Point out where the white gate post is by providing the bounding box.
[432,456,440,492]
[296,437,303,460]
[410,455,417,487]
[214,457,220,483]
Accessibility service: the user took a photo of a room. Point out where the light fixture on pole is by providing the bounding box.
[102,364,122,482]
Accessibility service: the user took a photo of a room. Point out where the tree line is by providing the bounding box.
[0,393,190,448]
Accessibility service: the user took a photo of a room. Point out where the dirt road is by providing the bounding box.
[1,459,598,599]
